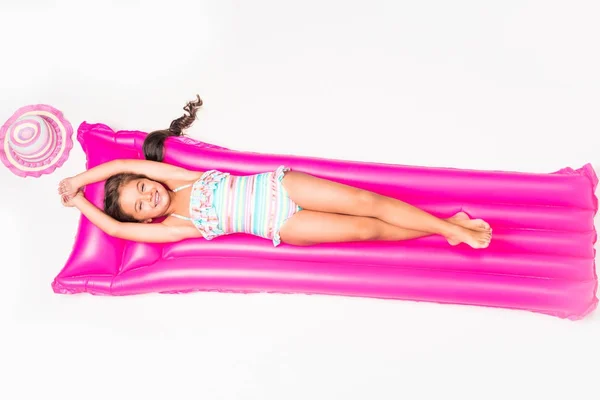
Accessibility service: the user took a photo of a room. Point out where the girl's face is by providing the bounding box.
[119,178,171,222]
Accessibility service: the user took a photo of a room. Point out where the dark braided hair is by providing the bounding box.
[142,94,203,162]
[103,95,203,222]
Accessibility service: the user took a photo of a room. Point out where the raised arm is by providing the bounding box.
[68,191,196,243]
[67,159,203,192]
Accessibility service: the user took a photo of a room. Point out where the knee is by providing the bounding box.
[355,218,382,241]
[354,190,381,217]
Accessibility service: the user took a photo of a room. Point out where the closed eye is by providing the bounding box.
[136,181,143,212]
[140,183,146,211]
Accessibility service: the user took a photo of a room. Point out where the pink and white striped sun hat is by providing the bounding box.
[0,104,74,178]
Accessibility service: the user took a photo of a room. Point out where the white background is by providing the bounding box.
[1,1,599,399]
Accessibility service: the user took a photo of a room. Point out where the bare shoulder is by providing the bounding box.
[162,217,204,238]
[163,171,205,191]
[163,178,198,191]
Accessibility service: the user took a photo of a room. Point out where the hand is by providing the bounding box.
[61,190,83,208]
[58,176,81,198]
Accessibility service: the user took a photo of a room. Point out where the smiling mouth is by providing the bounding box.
[155,191,159,207]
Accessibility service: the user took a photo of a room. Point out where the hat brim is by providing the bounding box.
[0,104,74,178]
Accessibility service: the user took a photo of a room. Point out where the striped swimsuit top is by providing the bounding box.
[169,166,302,247]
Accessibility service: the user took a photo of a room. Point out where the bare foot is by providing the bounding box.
[448,211,491,232]
[445,212,492,248]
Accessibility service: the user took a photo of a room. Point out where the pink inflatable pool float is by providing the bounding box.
[0,104,73,178]
[53,122,598,319]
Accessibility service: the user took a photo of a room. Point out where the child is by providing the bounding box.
[59,95,492,248]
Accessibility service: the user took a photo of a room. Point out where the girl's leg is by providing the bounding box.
[281,171,492,248]
[279,210,475,246]
[279,210,433,245]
